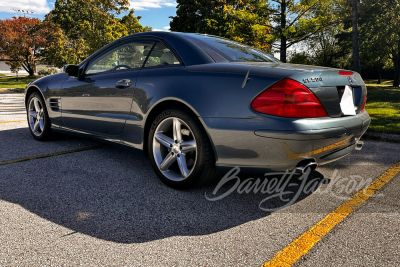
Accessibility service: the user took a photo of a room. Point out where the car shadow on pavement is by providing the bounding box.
[0,128,355,244]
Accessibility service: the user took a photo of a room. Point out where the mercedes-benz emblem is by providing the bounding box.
[347,76,354,84]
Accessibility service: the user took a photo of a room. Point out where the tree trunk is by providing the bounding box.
[280,0,287,63]
[394,41,400,88]
[393,55,400,88]
[28,54,36,76]
[280,36,287,63]
[21,62,29,73]
[352,0,361,74]
[24,63,35,76]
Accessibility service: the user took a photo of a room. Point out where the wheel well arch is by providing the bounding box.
[142,99,215,158]
[25,86,44,108]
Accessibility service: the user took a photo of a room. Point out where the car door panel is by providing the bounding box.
[123,42,186,134]
[60,39,156,135]
[61,71,138,135]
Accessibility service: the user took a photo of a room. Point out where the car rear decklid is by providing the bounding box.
[234,62,367,118]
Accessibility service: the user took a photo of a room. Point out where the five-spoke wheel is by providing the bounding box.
[153,117,197,181]
[148,108,217,188]
[26,92,52,141]
[28,97,45,136]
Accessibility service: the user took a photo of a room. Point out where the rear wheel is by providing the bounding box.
[148,108,217,189]
[27,92,52,141]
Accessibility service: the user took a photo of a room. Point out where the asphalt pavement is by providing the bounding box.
[0,91,399,266]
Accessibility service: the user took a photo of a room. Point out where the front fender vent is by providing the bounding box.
[49,98,61,112]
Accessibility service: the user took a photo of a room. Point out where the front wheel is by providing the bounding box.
[27,92,52,141]
[148,108,217,189]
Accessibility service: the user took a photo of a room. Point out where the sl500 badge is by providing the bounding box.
[303,77,323,83]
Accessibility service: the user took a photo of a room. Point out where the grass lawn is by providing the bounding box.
[0,75,42,89]
[364,80,400,134]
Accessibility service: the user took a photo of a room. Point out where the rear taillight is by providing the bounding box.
[361,91,367,110]
[251,79,328,118]
[339,71,354,76]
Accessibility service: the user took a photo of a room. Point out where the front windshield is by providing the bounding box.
[189,34,280,63]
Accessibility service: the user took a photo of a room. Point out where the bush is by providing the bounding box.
[38,69,52,76]
[38,68,59,76]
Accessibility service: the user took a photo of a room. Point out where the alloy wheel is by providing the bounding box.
[28,97,45,136]
[152,117,197,181]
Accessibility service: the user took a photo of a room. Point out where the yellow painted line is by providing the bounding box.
[261,160,400,267]
[0,106,24,108]
[0,145,104,166]
[0,89,24,92]
[0,120,26,124]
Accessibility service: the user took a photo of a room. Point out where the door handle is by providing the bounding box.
[115,79,132,88]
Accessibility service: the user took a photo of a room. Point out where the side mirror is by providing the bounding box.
[62,64,79,77]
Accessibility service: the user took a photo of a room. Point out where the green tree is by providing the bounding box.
[311,30,349,68]
[46,0,150,67]
[42,24,88,68]
[121,10,152,34]
[291,26,352,68]
[170,0,215,33]
[5,61,23,81]
[268,0,337,62]
[288,25,353,70]
[358,19,390,84]
[170,0,271,51]
[360,0,400,87]
[289,51,313,65]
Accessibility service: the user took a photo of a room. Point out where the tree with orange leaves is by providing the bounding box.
[0,17,53,76]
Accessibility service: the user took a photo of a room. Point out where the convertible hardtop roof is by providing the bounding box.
[79,31,215,67]
[118,32,218,66]
[120,31,205,40]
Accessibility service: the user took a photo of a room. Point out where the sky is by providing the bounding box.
[0,0,177,31]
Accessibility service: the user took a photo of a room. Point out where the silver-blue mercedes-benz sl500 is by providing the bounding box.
[24,31,370,188]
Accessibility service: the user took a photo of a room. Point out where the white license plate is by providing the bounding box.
[340,85,356,116]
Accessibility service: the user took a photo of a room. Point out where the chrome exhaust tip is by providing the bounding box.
[295,162,318,174]
[355,141,364,151]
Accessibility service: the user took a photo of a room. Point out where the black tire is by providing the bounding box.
[148,108,218,189]
[26,92,52,141]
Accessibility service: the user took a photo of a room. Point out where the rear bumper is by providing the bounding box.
[201,110,370,173]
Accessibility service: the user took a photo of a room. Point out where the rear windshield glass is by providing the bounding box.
[188,34,280,63]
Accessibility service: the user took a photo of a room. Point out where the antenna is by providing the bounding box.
[13,9,35,17]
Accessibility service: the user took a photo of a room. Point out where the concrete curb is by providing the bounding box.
[363,132,400,143]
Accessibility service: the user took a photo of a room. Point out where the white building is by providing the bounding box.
[0,54,28,74]
[0,54,57,75]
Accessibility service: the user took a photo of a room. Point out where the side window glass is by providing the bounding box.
[145,42,181,67]
[86,41,155,74]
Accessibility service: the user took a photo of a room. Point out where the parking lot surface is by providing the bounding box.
[0,91,399,266]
